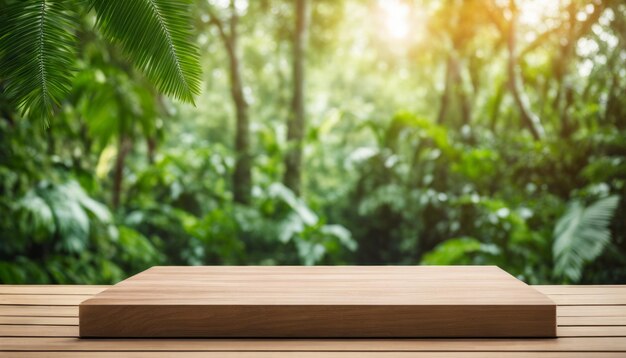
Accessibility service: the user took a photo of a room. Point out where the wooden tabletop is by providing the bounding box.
[83,266,555,305]
[79,266,556,338]
[1,284,626,357]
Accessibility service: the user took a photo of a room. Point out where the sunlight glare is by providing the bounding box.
[517,0,561,28]
[379,0,410,40]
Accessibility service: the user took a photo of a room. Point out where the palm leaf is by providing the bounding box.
[0,0,76,124]
[90,0,202,103]
[553,195,619,282]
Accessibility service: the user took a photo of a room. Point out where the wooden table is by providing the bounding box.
[1,284,625,357]
[80,266,557,338]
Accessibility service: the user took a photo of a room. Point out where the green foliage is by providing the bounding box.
[1,0,626,285]
[91,0,201,103]
[116,226,164,270]
[0,0,76,122]
[421,237,500,265]
[257,183,357,265]
[1,180,131,283]
[18,181,111,253]
[553,196,620,282]
[0,0,201,125]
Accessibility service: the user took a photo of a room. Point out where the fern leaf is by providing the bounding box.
[0,0,76,124]
[90,0,202,103]
[553,195,619,282]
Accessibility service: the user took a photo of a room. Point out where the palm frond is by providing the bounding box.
[553,195,619,282]
[0,0,77,124]
[90,0,202,103]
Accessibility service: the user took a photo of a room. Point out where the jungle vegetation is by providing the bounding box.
[1,0,625,284]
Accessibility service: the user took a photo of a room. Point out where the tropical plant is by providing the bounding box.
[2,0,626,286]
[0,179,162,283]
[0,0,201,124]
[553,195,620,282]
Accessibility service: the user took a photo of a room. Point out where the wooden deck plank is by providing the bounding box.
[558,306,626,317]
[535,286,626,295]
[3,305,623,319]
[0,286,108,295]
[559,316,626,326]
[5,353,626,358]
[0,295,91,306]
[4,304,620,318]
[4,324,626,338]
[557,326,626,337]
[4,315,625,328]
[0,316,78,325]
[3,353,626,358]
[1,337,625,352]
[1,284,625,355]
[547,294,626,305]
[0,305,77,317]
[0,325,77,337]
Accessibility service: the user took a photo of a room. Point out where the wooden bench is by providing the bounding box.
[1,284,625,356]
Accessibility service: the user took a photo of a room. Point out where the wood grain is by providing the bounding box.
[5,323,626,338]
[535,286,626,295]
[0,295,91,306]
[79,266,557,338]
[5,353,626,358]
[559,316,626,326]
[558,306,626,317]
[548,294,626,305]
[0,325,77,337]
[557,326,626,337]
[0,305,77,317]
[4,353,626,358]
[2,314,618,328]
[1,284,626,356]
[0,316,77,325]
[0,286,107,295]
[45,315,623,328]
[2,337,626,351]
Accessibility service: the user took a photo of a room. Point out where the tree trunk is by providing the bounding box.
[147,135,157,164]
[506,0,544,140]
[437,50,470,127]
[283,0,308,196]
[231,55,252,205]
[212,2,252,204]
[456,69,472,127]
[207,2,252,204]
[436,54,454,125]
[489,81,505,131]
[112,135,132,210]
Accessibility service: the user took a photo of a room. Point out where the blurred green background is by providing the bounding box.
[1,0,625,284]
